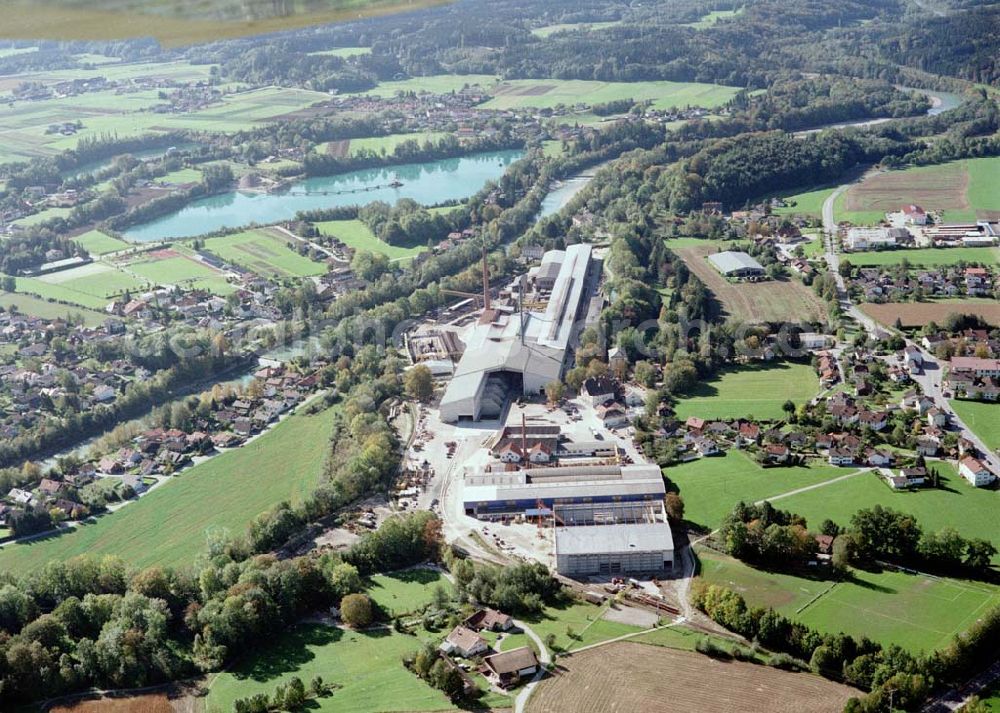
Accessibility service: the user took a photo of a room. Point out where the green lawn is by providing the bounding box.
[481,79,739,111]
[842,246,1000,267]
[206,623,509,713]
[315,219,426,261]
[777,463,1000,562]
[0,405,338,574]
[531,21,622,37]
[672,362,820,421]
[194,228,328,278]
[13,276,109,310]
[366,569,454,617]
[0,292,107,327]
[666,450,852,530]
[698,548,1000,653]
[159,167,202,184]
[13,206,73,227]
[35,262,146,299]
[520,600,642,653]
[949,399,1000,450]
[73,229,131,256]
[773,187,836,219]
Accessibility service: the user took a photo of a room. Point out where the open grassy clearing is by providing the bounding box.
[159,167,202,184]
[836,158,1000,224]
[672,362,820,421]
[671,241,828,323]
[72,229,131,256]
[527,641,858,713]
[0,405,337,573]
[949,399,1000,451]
[776,463,1000,562]
[481,79,739,111]
[521,600,642,653]
[315,219,426,261]
[530,21,622,37]
[665,450,851,530]
[13,206,73,227]
[33,262,146,301]
[352,74,499,98]
[860,301,1000,328]
[699,548,1000,652]
[683,8,744,29]
[308,46,371,57]
[13,276,110,310]
[194,228,327,278]
[0,292,107,327]
[317,131,448,158]
[207,622,509,713]
[844,246,1000,267]
[366,569,454,617]
[773,186,837,219]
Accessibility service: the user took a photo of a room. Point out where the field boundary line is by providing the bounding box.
[795,581,838,615]
[757,467,870,505]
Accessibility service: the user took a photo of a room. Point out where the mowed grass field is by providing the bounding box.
[206,622,509,713]
[195,228,327,278]
[665,450,852,530]
[671,242,828,323]
[683,8,744,29]
[861,301,1000,328]
[698,548,1000,652]
[480,79,739,111]
[673,362,820,421]
[844,246,1000,267]
[949,400,1000,450]
[836,158,1000,224]
[32,262,147,302]
[0,292,107,326]
[72,229,131,255]
[316,219,426,261]
[773,186,837,219]
[521,600,642,653]
[776,464,1000,564]
[527,642,858,713]
[0,405,338,573]
[366,569,454,616]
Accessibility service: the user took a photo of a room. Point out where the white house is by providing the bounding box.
[902,204,928,225]
[829,448,856,466]
[926,408,947,428]
[581,376,617,407]
[498,443,522,463]
[441,625,489,658]
[959,457,996,487]
[7,488,34,506]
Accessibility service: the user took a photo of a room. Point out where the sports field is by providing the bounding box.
[673,362,820,421]
[480,79,739,111]
[949,399,1000,450]
[699,549,1000,652]
[196,228,328,278]
[776,464,1000,563]
[861,301,1000,327]
[206,622,509,713]
[0,292,107,327]
[531,21,622,37]
[316,219,426,261]
[0,405,337,573]
[72,229,131,256]
[672,242,828,323]
[121,248,235,294]
[34,262,146,301]
[844,246,1000,267]
[527,642,858,713]
[665,450,852,530]
[836,158,1000,224]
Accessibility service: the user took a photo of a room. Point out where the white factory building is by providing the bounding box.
[554,501,675,577]
[439,243,599,423]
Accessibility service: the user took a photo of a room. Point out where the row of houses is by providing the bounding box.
[848,265,995,303]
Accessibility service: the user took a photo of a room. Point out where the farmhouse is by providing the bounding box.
[959,457,996,487]
[482,647,539,688]
[441,625,489,658]
[463,608,513,632]
[440,244,599,422]
[707,251,764,279]
[901,204,927,225]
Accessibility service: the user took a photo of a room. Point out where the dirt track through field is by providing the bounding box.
[673,243,826,323]
[527,642,859,713]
